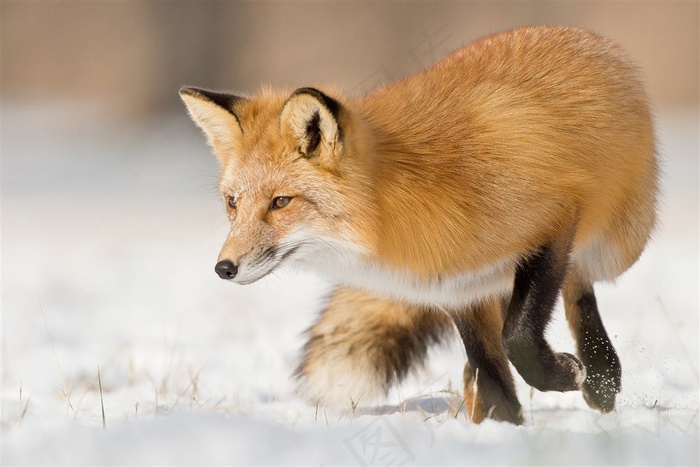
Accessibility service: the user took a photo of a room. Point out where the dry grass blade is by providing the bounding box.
[40,304,77,416]
[453,396,466,420]
[98,366,106,430]
[17,383,31,427]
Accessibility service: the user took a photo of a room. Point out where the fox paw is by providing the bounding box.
[581,367,621,413]
[554,352,587,391]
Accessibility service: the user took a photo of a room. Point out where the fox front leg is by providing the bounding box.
[451,298,524,425]
[502,238,586,393]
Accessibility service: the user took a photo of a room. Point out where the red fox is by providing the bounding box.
[180,26,658,424]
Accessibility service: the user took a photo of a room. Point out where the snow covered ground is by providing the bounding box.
[2,102,698,465]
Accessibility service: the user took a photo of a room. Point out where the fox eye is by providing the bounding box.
[226,196,237,210]
[270,196,292,211]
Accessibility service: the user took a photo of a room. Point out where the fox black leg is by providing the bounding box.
[563,276,621,412]
[451,299,523,424]
[502,239,586,393]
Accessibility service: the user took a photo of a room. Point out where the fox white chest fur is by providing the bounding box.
[288,233,515,308]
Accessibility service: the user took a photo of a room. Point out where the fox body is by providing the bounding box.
[181,26,658,424]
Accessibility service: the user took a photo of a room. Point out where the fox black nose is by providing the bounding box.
[215,260,238,280]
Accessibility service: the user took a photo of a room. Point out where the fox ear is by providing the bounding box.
[179,87,246,154]
[280,88,344,167]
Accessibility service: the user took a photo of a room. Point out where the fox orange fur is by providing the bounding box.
[181,26,658,424]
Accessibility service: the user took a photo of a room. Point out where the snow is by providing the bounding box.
[2,102,698,465]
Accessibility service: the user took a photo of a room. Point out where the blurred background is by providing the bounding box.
[4,2,699,116]
[2,1,698,437]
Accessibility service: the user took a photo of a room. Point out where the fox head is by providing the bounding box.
[180,86,374,284]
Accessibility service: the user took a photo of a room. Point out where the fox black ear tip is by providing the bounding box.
[179,86,198,97]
